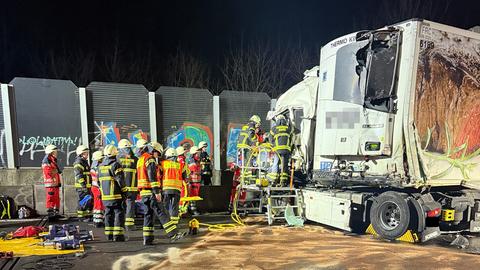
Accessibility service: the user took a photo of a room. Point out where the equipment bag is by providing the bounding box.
[0,196,17,219]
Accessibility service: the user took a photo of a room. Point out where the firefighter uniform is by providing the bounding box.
[117,149,138,228]
[176,147,190,214]
[188,147,201,215]
[42,145,61,218]
[236,122,258,183]
[162,149,187,227]
[98,150,126,241]
[73,154,92,219]
[268,116,292,186]
[90,151,105,228]
[137,147,178,245]
[198,141,212,186]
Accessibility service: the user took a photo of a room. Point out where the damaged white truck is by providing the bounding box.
[269,19,480,242]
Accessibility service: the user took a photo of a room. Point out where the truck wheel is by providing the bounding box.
[370,191,410,240]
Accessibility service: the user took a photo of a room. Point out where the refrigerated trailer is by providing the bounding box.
[269,19,480,242]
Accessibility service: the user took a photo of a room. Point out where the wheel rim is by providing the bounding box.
[378,201,401,230]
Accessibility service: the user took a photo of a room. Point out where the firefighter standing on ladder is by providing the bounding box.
[268,115,293,186]
[236,115,262,183]
[117,139,138,230]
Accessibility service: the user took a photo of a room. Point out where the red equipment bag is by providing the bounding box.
[12,226,45,238]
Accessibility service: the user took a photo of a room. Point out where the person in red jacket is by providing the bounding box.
[187,146,201,216]
[90,150,105,228]
[42,145,61,219]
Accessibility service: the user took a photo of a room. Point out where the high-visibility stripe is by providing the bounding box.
[99,176,113,181]
[74,164,84,170]
[140,190,153,196]
[124,168,137,173]
[124,187,138,192]
[77,178,85,183]
[113,226,124,231]
[113,231,124,235]
[75,183,83,188]
[114,168,123,175]
[163,221,175,227]
[102,194,122,200]
[105,231,113,235]
[165,225,177,233]
[143,227,154,230]
[143,232,153,236]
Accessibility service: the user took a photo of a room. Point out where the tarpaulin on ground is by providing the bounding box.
[0,237,84,257]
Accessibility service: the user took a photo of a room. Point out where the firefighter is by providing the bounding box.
[228,162,247,213]
[98,145,126,241]
[42,145,61,220]
[187,146,201,216]
[268,114,293,186]
[198,141,212,186]
[73,145,92,221]
[117,139,138,230]
[136,139,184,245]
[236,115,262,184]
[176,146,190,213]
[90,150,105,228]
[162,148,187,226]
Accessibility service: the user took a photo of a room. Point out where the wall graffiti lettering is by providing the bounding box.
[166,122,213,156]
[90,121,149,149]
[18,135,80,165]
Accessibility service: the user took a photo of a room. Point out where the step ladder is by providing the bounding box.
[234,184,265,215]
[265,187,304,225]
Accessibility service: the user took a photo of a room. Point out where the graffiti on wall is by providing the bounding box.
[90,121,149,148]
[226,124,242,166]
[166,122,213,155]
[18,135,80,165]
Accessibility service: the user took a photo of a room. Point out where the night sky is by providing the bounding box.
[1,0,479,92]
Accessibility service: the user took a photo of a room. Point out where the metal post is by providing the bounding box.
[212,96,221,185]
[78,87,89,147]
[1,84,16,168]
[148,92,157,142]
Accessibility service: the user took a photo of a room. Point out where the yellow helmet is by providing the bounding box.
[165,148,177,158]
[92,150,104,161]
[136,139,148,149]
[198,141,208,149]
[249,115,261,124]
[189,146,199,155]
[104,144,118,157]
[76,145,89,156]
[176,146,186,155]
[45,145,57,154]
[151,141,164,153]
[118,139,132,149]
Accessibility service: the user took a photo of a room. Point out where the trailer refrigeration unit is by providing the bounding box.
[269,19,480,242]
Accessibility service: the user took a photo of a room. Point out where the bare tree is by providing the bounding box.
[163,47,211,89]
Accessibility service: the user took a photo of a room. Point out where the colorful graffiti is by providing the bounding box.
[226,123,242,166]
[90,121,148,148]
[166,122,213,155]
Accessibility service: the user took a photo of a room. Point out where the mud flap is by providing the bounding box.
[366,224,420,243]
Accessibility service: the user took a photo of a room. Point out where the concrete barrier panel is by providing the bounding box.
[34,184,64,215]
[63,185,78,215]
[0,185,34,209]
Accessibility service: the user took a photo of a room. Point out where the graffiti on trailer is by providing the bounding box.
[18,135,80,165]
[90,121,149,148]
[166,122,213,155]
[226,124,242,166]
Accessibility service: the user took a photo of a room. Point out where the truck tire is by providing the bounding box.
[370,191,410,240]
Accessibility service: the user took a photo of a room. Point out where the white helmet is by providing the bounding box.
[45,145,58,154]
[151,141,164,153]
[92,150,104,161]
[249,115,261,124]
[189,146,200,155]
[275,114,286,121]
[136,139,148,149]
[198,141,208,149]
[176,146,186,156]
[165,148,177,158]
[104,144,118,157]
[76,145,89,156]
[118,139,132,149]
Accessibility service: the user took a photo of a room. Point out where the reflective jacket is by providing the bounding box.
[42,154,61,187]
[98,156,126,201]
[188,157,201,183]
[161,159,185,192]
[237,123,257,150]
[269,121,292,153]
[177,155,190,180]
[73,156,91,189]
[137,152,160,196]
[117,150,138,192]
[199,151,212,176]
